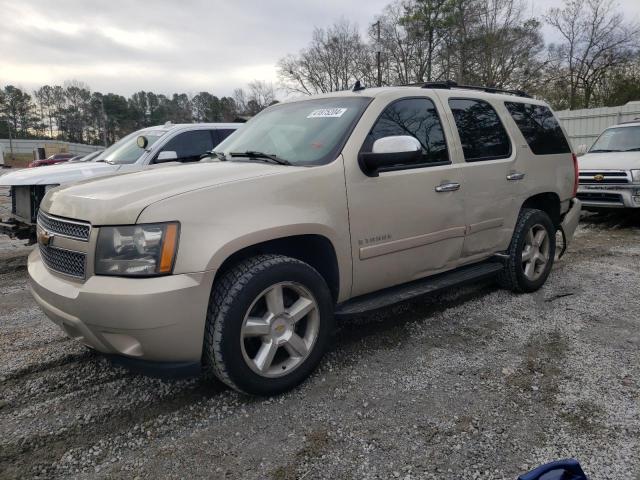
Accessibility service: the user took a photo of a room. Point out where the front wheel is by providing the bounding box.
[203,254,333,395]
[498,208,556,293]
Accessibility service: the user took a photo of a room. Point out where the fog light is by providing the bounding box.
[633,196,640,204]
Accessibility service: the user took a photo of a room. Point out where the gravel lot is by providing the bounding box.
[0,210,639,480]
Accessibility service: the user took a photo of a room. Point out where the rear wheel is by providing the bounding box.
[204,254,333,395]
[499,208,556,293]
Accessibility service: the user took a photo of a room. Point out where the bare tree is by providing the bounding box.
[546,0,639,109]
[278,19,374,94]
[468,0,544,88]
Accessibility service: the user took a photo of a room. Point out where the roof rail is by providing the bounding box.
[415,80,531,98]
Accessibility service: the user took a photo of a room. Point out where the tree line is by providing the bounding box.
[278,0,640,110]
[0,80,276,145]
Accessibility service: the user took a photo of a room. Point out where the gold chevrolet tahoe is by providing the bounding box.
[28,83,582,395]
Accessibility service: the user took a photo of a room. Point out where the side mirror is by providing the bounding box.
[576,144,587,155]
[518,459,588,480]
[137,136,148,149]
[156,151,178,163]
[358,135,422,177]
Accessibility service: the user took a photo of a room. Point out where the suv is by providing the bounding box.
[0,123,239,240]
[28,84,581,395]
[577,120,640,209]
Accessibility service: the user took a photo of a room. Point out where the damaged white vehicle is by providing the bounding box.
[0,122,239,241]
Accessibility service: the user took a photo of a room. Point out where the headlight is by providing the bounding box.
[95,222,179,277]
[631,170,640,183]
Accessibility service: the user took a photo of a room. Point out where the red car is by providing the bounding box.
[28,153,75,168]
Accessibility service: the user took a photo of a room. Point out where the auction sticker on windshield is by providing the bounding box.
[307,108,348,118]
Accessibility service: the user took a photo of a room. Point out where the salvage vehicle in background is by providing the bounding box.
[28,82,580,396]
[28,152,75,168]
[577,120,640,210]
[0,122,239,241]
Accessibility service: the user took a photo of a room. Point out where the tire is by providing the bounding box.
[204,254,333,396]
[498,208,556,293]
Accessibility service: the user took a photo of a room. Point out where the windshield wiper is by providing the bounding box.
[201,150,227,161]
[229,151,291,165]
[589,149,621,153]
[625,147,640,152]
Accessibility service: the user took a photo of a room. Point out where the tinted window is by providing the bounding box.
[364,98,448,165]
[449,99,511,161]
[215,129,237,145]
[505,102,571,155]
[160,130,214,162]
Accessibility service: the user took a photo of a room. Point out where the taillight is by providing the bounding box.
[572,153,579,197]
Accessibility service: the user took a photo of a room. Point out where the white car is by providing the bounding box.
[0,122,240,240]
[577,120,640,209]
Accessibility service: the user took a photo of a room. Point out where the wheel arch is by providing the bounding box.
[521,192,561,227]
[210,232,342,303]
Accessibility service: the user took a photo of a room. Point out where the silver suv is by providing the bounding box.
[28,84,581,395]
[577,120,640,209]
[0,122,239,240]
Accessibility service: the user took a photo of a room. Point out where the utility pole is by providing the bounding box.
[100,99,108,147]
[7,120,14,161]
[373,20,382,87]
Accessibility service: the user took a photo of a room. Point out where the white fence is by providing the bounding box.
[556,101,640,150]
[0,139,103,157]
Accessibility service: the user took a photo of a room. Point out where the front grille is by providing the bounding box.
[39,244,86,278]
[37,211,91,241]
[577,192,624,204]
[579,171,630,185]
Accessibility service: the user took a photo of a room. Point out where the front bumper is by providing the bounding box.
[28,248,215,363]
[577,184,640,208]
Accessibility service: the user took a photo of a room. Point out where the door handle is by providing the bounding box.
[435,182,461,192]
[506,172,525,181]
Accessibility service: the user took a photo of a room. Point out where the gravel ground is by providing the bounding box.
[0,212,639,479]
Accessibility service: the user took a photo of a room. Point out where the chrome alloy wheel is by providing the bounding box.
[240,282,320,378]
[522,224,550,281]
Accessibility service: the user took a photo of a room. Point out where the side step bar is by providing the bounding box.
[334,261,503,317]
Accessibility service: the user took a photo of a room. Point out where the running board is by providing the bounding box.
[334,261,503,317]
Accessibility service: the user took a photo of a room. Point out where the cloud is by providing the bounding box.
[1,0,638,97]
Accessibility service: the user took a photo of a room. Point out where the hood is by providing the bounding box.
[578,151,640,171]
[41,161,293,225]
[0,161,119,186]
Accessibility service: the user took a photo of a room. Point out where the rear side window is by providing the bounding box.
[448,99,511,162]
[364,97,449,165]
[505,102,571,155]
[159,130,215,162]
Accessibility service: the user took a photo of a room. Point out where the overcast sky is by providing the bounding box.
[1,0,639,98]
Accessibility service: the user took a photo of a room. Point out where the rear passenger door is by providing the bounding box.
[440,96,520,260]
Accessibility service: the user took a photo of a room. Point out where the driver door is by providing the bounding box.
[344,96,466,297]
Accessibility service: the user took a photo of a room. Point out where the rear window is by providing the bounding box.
[504,102,571,155]
[448,99,511,162]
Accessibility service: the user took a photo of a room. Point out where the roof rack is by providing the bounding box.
[412,80,531,98]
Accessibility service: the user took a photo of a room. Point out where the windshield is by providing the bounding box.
[99,129,165,164]
[589,126,640,152]
[215,97,371,166]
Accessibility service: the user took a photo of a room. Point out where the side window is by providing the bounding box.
[213,128,237,146]
[158,130,214,162]
[448,99,511,162]
[505,102,571,155]
[364,97,449,166]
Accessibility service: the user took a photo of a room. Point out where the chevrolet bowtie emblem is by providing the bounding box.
[38,230,54,246]
[593,174,605,181]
